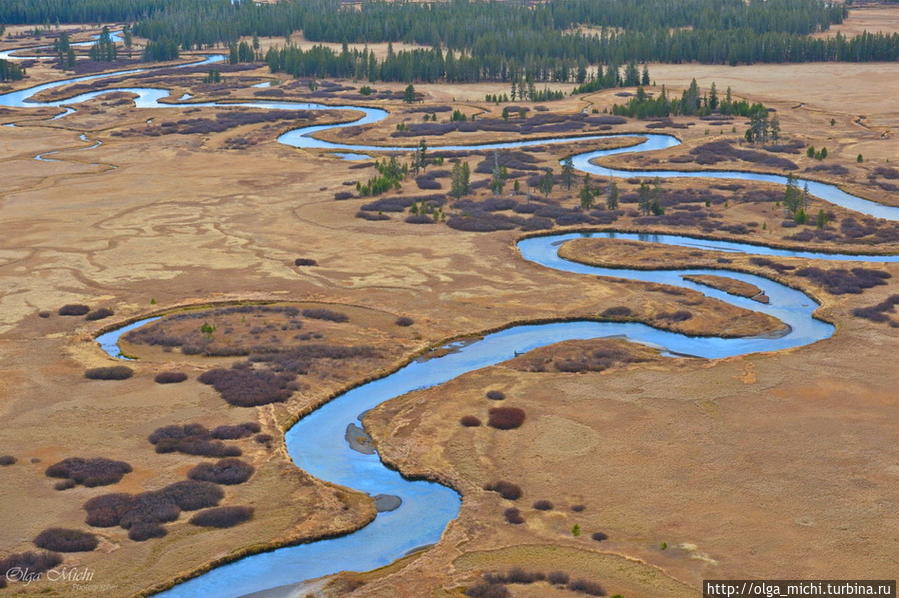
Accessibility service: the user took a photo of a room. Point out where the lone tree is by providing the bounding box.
[579,174,594,209]
[561,155,575,190]
[450,160,470,198]
[490,152,507,195]
[403,83,416,104]
[539,169,555,197]
[607,181,619,210]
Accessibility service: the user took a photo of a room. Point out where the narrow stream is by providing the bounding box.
[2,51,897,598]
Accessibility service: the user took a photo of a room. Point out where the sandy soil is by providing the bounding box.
[1,23,898,598]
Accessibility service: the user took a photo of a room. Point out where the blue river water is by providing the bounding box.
[1,49,896,598]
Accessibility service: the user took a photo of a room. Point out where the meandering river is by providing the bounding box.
[2,50,897,598]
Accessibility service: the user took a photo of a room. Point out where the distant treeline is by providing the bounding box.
[3,0,897,74]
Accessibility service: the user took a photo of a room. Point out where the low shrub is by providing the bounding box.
[592,531,609,542]
[84,366,133,380]
[154,371,188,384]
[851,294,899,325]
[0,551,62,586]
[33,528,98,552]
[504,507,524,524]
[395,316,414,327]
[601,306,633,318]
[84,493,136,527]
[46,457,132,487]
[505,568,539,584]
[485,390,505,400]
[488,407,526,430]
[148,424,242,457]
[571,504,586,512]
[460,415,482,427]
[333,191,354,200]
[0,455,15,466]
[188,458,255,485]
[796,266,890,295]
[465,583,509,598]
[446,212,519,232]
[189,505,254,528]
[210,422,260,440]
[39,311,52,318]
[484,481,522,500]
[659,310,693,322]
[749,257,795,274]
[569,579,607,596]
[117,491,180,528]
[85,307,114,321]
[198,367,295,407]
[302,308,348,322]
[548,571,570,585]
[533,500,553,511]
[294,258,318,266]
[161,480,224,510]
[405,214,434,224]
[128,523,166,541]
[254,433,274,446]
[356,210,390,221]
[58,304,90,316]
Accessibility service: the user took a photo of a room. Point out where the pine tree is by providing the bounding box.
[579,174,594,210]
[450,160,470,198]
[403,84,416,104]
[561,156,575,190]
[607,181,619,210]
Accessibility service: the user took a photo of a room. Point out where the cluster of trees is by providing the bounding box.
[783,174,812,223]
[0,0,177,24]
[143,38,179,61]
[573,62,650,94]
[611,80,768,119]
[0,59,25,82]
[806,145,829,160]
[745,111,781,143]
[88,26,117,62]
[356,156,408,196]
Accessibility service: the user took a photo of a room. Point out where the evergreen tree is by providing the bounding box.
[403,83,416,103]
[561,155,575,190]
[579,174,594,209]
[450,160,470,198]
[607,181,619,210]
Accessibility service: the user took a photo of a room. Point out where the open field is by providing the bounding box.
[1,14,898,598]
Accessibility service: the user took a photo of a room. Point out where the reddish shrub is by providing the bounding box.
[0,455,15,466]
[210,422,260,440]
[34,528,98,552]
[188,458,255,485]
[149,423,242,457]
[85,307,114,321]
[58,304,90,316]
[504,507,524,524]
[533,500,553,511]
[460,415,482,427]
[254,433,274,446]
[294,258,318,266]
[395,316,414,326]
[0,551,62,586]
[484,481,522,500]
[488,407,526,430]
[301,308,348,322]
[84,493,135,527]
[128,523,167,541]
[198,367,295,407]
[601,306,633,318]
[118,491,181,528]
[161,480,224,511]
[84,366,133,380]
[485,390,505,400]
[189,505,254,528]
[568,579,607,596]
[45,457,132,487]
[154,371,188,384]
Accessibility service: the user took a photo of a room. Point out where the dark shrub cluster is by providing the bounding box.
[568,579,607,596]
[189,505,254,528]
[33,528,98,552]
[301,308,348,322]
[465,583,509,598]
[601,306,633,319]
[488,407,526,430]
[84,366,133,380]
[395,316,414,327]
[334,191,354,200]
[188,458,255,485]
[796,267,890,295]
[504,507,524,524]
[804,163,849,176]
[361,194,445,213]
[485,390,505,400]
[129,523,167,541]
[405,214,434,224]
[460,415,482,427]
[851,294,899,326]
[46,457,132,487]
[533,500,554,511]
[548,571,570,585]
[415,174,442,190]
[85,307,114,321]
[161,480,224,511]
[126,109,314,137]
[155,371,188,384]
[255,433,274,447]
[689,140,798,170]
[0,551,62,587]
[592,531,609,542]
[838,217,899,243]
[571,504,586,512]
[294,258,318,266]
[551,346,649,374]
[211,422,260,440]
[198,367,296,407]
[749,257,796,274]
[447,212,519,232]
[148,423,242,457]
[484,481,522,500]
[0,455,15,466]
[658,310,693,322]
[356,210,390,221]
[58,304,90,316]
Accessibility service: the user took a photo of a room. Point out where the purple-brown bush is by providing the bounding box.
[488,407,526,430]
[460,415,482,427]
[45,457,132,487]
[189,505,254,528]
[484,481,522,500]
[58,304,89,316]
[33,528,98,552]
[161,480,224,511]
[294,258,318,266]
[548,571,570,585]
[148,424,242,457]
[188,458,255,485]
[591,531,609,542]
[84,365,133,380]
[198,367,296,407]
[503,507,524,524]
[85,307,114,321]
[128,523,167,541]
[0,551,62,587]
[485,390,506,400]
[795,266,890,295]
[569,579,607,596]
[465,583,510,598]
[210,422,260,440]
[301,308,348,322]
[533,500,554,511]
[154,371,188,384]
[395,316,414,327]
[851,294,899,325]
[0,455,15,466]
